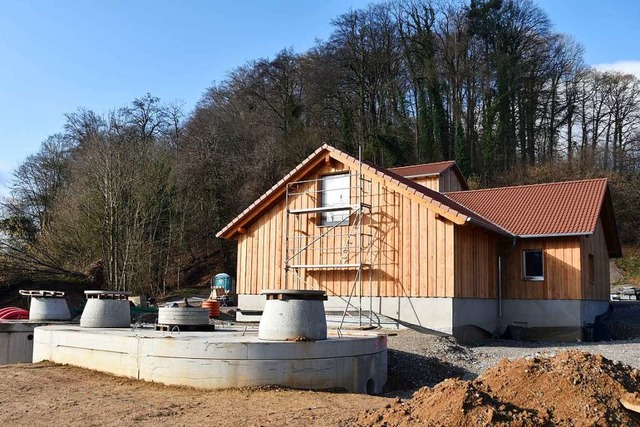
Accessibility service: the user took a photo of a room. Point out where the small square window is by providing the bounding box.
[523,250,544,281]
[320,173,350,226]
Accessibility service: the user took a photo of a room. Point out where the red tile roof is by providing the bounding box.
[362,159,510,237]
[445,179,609,237]
[389,161,457,177]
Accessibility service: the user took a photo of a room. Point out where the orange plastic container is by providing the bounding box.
[201,299,221,318]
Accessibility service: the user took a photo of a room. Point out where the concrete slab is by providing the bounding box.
[33,325,387,394]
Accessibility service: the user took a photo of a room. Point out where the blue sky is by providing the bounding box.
[0,0,638,196]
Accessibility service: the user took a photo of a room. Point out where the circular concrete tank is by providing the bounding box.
[19,290,71,321]
[158,306,209,326]
[259,290,327,341]
[80,290,131,328]
[33,325,388,394]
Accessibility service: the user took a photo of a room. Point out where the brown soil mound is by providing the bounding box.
[348,350,640,426]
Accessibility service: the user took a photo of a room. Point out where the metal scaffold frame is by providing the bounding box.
[282,148,375,329]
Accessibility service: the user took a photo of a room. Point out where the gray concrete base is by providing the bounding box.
[238,294,610,341]
[497,299,609,331]
[33,325,387,394]
[238,294,454,334]
[0,321,44,364]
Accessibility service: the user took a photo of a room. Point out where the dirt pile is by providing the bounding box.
[348,350,640,426]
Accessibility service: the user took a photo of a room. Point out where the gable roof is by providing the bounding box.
[389,160,469,190]
[216,144,509,239]
[389,160,456,177]
[446,179,622,256]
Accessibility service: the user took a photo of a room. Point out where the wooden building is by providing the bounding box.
[217,145,621,340]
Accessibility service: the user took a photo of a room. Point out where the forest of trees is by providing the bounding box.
[2,0,640,294]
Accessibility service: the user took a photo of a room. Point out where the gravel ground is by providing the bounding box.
[385,301,640,396]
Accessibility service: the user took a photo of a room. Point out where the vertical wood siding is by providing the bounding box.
[580,218,611,300]
[407,169,464,192]
[501,237,583,299]
[235,160,455,298]
[454,226,499,298]
[411,176,439,191]
[440,169,465,192]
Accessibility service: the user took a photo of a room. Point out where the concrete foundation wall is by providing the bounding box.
[498,299,609,330]
[238,294,454,334]
[580,300,610,324]
[238,294,610,340]
[452,298,499,334]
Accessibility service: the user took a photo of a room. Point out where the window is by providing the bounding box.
[320,173,350,226]
[523,250,544,281]
[588,254,595,283]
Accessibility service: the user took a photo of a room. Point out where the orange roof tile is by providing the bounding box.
[388,161,457,177]
[445,179,609,236]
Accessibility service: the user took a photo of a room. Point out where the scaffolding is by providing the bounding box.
[283,152,375,329]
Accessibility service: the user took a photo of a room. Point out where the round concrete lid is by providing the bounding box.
[261,289,326,296]
[261,289,327,300]
[84,290,131,298]
[19,290,65,298]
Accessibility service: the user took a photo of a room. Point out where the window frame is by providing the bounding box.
[522,249,544,281]
[318,173,351,227]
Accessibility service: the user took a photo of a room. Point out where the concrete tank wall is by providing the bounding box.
[33,325,387,394]
[0,322,42,365]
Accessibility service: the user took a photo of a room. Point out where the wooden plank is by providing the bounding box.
[436,217,445,297]
[236,236,246,294]
[445,221,454,297]
[275,204,283,288]
[397,196,411,296]
[375,180,382,297]
[250,219,259,294]
[427,210,437,297]
[410,198,419,297]
[265,208,273,290]
[419,205,428,297]
[393,190,400,298]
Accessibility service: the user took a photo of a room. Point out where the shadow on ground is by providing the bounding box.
[384,349,471,397]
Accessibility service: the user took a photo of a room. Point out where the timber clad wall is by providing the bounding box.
[234,156,612,303]
[454,227,499,298]
[440,169,465,192]
[580,218,610,300]
[409,169,464,193]
[412,176,439,191]
[501,237,583,300]
[236,159,455,298]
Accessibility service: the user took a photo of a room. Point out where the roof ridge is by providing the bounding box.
[445,177,609,195]
[388,160,456,171]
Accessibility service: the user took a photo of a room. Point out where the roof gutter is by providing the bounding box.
[465,217,513,238]
[401,172,441,179]
[517,232,592,239]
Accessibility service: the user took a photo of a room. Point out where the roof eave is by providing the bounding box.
[465,217,513,238]
[517,232,591,239]
[402,173,441,179]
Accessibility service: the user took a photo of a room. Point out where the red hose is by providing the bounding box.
[0,307,19,316]
[0,307,29,320]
